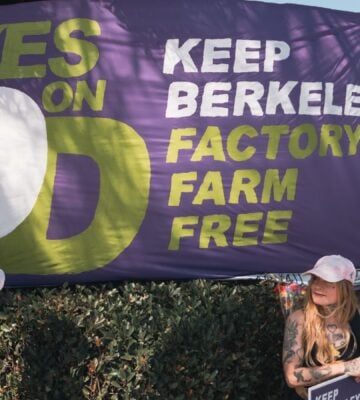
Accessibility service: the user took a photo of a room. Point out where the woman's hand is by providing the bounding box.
[295,386,308,399]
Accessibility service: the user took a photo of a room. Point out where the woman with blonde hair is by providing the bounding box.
[283,255,360,399]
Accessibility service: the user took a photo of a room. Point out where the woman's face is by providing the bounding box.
[310,276,338,306]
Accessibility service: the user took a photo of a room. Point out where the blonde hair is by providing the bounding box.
[303,278,358,366]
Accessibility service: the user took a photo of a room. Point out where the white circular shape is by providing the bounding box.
[0,269,5,290]
[0,87,47,238]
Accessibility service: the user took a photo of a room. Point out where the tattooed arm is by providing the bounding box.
[282,310,345,388]
[344,358,360,377]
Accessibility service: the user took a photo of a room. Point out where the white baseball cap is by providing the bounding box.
[303,255,356,284]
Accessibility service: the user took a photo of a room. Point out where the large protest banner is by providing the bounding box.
[0,0,359,286]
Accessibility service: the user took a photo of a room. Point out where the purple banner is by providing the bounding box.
[0,0,359,286]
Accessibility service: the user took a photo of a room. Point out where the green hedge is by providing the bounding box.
[0,280,287,399]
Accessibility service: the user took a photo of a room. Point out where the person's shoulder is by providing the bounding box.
[287,309,304,324]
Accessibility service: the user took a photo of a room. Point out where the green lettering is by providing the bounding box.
[191,126,225,162]
[233,212,263,246]
[199,214,230,248]
[0,21,51,79]
[261,125,289,160]
[262,210,292,244]
[227,125,257,162]
[261,168,298,203]
[319,124,343,157]
[49,18,100,78]
[42,81,73,112]
[73,80,107,111]
[0,117,150,274]
[193,171,225,205]
[289,124,317,159]
[229,169,260,204]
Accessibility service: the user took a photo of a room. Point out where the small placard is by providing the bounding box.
[309,374,360,400]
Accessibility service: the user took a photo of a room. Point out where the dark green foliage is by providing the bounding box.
[0,280,287,399]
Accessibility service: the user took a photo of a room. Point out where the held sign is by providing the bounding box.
[309,375,360,400]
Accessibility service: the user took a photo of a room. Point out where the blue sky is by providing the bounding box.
[247,0,360,12]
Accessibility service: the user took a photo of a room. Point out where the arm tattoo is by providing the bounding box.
[283,319,299,364]
[294,349,304,367]
[294,367,332,385]
[294,369,311,383]
[283,349,296,364]
[283,348,304,365]
[310,367,331,381]
[345,364,355,374]
[345,360,360,374]
[284,319,298,351]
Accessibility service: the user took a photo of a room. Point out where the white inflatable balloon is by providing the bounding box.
[0,87,47,238]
